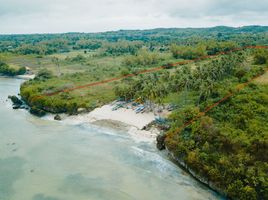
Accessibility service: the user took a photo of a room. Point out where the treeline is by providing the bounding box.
[170,41,238,59]
[0,61,26,76]
[73,39,102,50]
[102,41,143,56]
[1,26,267,55]
[1,38,144,56]
[14,39,70,55]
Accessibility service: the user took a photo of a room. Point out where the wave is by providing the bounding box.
[130,146,194,186]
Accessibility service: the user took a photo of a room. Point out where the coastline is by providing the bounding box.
[0,77,223,200]
[49,103,164,142]
[9,71,165,142]
[66,103,226,196]
[7,76,225,197]
[0,74,35,80]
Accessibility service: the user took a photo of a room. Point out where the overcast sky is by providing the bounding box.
[0,0,267,34]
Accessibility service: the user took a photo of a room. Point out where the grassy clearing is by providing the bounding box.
[0,50,177,75]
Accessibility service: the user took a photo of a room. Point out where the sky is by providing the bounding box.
[0,0,267,34]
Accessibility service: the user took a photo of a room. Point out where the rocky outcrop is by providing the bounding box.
[8,95,25,109]
[12,105,21,109]
[54,114,62,121]
[165,147,226,198]
[30,107,46,117]
[8,95,22,105]
[156,134,166,150]
[156,130,226,197]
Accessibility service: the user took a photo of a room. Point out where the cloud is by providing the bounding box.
[0,0,267,34]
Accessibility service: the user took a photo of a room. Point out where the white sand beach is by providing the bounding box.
[87,104,156,129]
[16,74,35,80]
[61,103,165,142]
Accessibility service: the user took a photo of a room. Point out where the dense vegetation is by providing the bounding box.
[0,60,26,76]
[165,84,268,200]
[162,49,268,200]
[1,26,268,199]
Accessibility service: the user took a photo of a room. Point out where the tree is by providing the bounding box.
[17,67,27,75]
[52,57,61,76]
[254,49,267,65]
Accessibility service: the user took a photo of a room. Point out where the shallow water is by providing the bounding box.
[0,77,223,200]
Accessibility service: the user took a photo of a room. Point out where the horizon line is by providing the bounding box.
[0,25,267,36]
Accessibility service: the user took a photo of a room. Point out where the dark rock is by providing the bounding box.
[13,105,21,109]
[156,134,166,150]
[30,107,46,117]
[20,105,27,109]
[8,95,23,106]
[54,114,61,121]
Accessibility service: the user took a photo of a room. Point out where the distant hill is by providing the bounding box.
[1,25,268,38]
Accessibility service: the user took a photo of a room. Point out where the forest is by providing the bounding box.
[0,26,268,199]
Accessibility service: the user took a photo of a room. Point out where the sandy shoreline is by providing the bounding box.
[59,104,163,142]
[84,104,156,129]
[0,74,35,80]
[16,74,35,80]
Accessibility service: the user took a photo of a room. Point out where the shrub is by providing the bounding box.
[35,69,53,80]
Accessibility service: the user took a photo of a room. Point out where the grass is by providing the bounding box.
[1,51,175,76]
[254,70,268,84]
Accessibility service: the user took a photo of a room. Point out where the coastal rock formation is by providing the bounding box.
[166,147,226,198]
[156,134,166,150]
[30,107,46,117]
[8,95,24,109]
[54,114,62,121]
[8,95,23,106]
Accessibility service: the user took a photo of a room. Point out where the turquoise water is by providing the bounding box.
[0,77,222,200]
